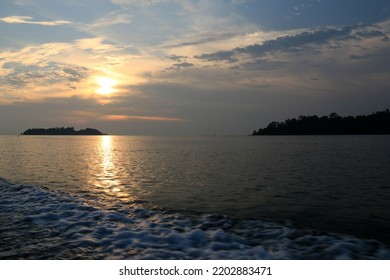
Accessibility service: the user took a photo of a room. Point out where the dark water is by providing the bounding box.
[1,135,389,259]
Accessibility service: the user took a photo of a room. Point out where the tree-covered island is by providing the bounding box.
[21,127,107,135]
[252,109,390,135]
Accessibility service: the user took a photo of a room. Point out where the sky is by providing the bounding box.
[0,0,390,135]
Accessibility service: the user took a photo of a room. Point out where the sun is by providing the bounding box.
[96,77,117,95]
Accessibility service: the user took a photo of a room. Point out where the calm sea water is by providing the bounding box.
[1,135,390,259]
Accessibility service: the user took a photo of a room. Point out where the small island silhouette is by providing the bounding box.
[252,109,390,135]
[21,127,107,136]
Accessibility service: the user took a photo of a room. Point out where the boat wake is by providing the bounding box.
[1,178,389,260]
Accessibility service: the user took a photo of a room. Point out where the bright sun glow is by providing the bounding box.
[96,77,117,95]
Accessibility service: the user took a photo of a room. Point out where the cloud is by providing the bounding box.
[61,111,185,125]
[0,16,71,26]
[75,37,122,52]
[110,0,196,14]
[165,62,194,71]
[0,37,132,70]
[162,32,239,49]
[194,23,390,67]
[0,36,144,104]
[167,55,188,61]
[239,59,288,71]
[354,29,387,39]
[195,26,355,62]
[195,50,238,63]
[349,54,374,61]
[0,62,88,89]
[111,0,178,6]
[101,114,184,122]
[87,12,132,28]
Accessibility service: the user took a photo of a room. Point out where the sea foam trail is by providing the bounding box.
[0,178,389,260]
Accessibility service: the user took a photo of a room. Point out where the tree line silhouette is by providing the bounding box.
[22,127,106,135]
[252,109,390,135]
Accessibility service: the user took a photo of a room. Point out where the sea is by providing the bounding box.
[0,135,389,259]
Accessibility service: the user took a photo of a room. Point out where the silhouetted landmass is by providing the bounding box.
[21,127,107,135]
[252,109,390,135]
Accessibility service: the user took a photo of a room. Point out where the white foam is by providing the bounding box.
[0,178,389,259]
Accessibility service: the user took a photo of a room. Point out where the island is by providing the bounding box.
[252,109,390,135]
[21,127,107,136]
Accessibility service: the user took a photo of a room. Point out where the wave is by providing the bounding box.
[0,178,389,260]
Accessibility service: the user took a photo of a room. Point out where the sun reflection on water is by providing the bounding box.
[95,136,130,200]
[101,135,114,175]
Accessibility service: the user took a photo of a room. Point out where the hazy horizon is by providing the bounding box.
[1,0,390,135]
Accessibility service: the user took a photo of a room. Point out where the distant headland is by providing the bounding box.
[21,127,107,136]
[252,109,390,135]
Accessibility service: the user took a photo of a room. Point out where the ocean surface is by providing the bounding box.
[0,135,389,259]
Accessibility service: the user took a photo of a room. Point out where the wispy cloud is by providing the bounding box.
[87,12,132,28]
[110,0,196,13]
[101,114,184,122]
[112,0,160,5]
[0,62,88,90]
[165,62,194,71]
[195,26,356,63]
[0,16,71,26]
[111,0,180,6]
[192,23,390,80]
[0,36,146,104]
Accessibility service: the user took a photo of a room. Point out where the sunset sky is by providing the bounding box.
[1,0,390,135]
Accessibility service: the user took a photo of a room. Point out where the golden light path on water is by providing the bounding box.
[93,135,133,201]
